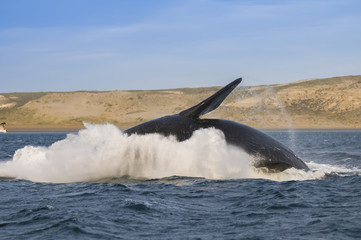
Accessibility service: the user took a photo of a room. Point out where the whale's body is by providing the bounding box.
[125,78,309,172]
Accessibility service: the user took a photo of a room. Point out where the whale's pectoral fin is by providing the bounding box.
[179,77,242,119]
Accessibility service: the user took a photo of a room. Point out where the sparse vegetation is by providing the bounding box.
[1,75,361,130]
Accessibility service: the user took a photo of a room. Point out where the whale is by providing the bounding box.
[125,78,309,172]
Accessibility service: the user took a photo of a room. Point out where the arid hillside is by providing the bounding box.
[1,75,361,130]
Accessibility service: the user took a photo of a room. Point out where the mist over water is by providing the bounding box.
[0,123,355,183]
[0,124,249,182]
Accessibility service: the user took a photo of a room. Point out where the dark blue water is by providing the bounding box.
[0,129,360,239]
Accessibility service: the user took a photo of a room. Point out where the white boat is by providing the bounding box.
[0,122,6,133]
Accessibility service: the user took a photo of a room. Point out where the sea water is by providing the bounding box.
[0,124,360,239]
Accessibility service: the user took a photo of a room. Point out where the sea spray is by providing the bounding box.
[0,124,251,182]
[233,85,298,150]
[0,123,343,183]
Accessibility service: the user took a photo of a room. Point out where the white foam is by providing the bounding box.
[0,123,358,183]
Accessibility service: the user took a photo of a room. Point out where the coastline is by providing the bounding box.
[6,125,84,132]
[4,124,361,133]
[1,75,361,132]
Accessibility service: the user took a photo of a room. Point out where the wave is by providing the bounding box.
[0,123,358,183]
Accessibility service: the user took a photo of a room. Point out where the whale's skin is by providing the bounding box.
[125,115,309,171]
[124,78,309,172]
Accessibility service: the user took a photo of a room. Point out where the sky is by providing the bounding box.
[0,0,360,92]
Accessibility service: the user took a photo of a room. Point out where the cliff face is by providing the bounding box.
[1,75,361,129]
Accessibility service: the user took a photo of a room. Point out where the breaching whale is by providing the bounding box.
[125,78,309,172]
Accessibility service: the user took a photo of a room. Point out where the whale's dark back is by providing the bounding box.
[124,78,309,172]
[125,114,309,171]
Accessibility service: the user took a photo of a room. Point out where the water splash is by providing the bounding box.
[0,124,251,183]
[0,124,356,183]
[234,86,298,152]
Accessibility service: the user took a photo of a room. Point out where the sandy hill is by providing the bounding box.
[1,75,361,130]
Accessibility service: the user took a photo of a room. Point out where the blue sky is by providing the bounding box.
[1,0,360,92]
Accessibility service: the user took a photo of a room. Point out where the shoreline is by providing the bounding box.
[6,128,83,133]
[4,125,361,133]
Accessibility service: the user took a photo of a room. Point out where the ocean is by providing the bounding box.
[0,124,360,239]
